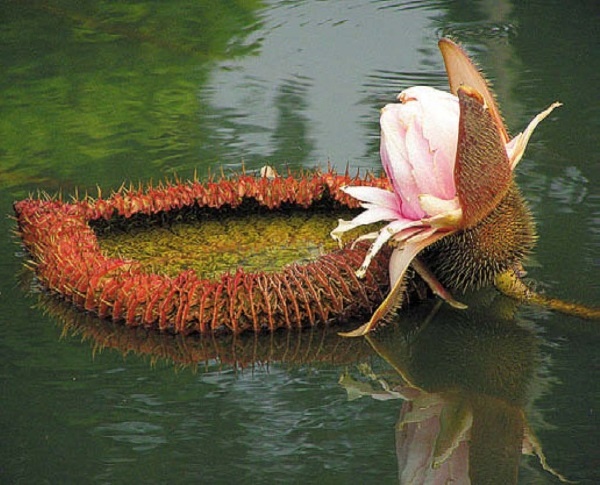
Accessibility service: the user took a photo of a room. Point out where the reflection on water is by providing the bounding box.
[341,293,573,484]
[39,287,375,369]
[39,286,578,483]
[1,0,265,191]
[204,0,434,171]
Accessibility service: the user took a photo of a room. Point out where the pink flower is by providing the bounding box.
[332,86,463,281]
[396,391,472,485]
[334,39,560,336]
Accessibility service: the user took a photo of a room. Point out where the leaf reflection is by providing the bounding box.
[33,287,376,370]
[29,273,575,482]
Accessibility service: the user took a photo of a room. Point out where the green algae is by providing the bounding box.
[97,208,368,279]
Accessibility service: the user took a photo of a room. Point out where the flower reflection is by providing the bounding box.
[396,389,471,484]
[340,295,574,484]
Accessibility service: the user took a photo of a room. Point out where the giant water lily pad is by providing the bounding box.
[14,169,394,334]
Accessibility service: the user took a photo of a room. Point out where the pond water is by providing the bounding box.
[1,0,599,483]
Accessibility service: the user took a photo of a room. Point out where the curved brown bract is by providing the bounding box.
[455,87,512,229]
[438,38,508,144]
[14,170,393,335]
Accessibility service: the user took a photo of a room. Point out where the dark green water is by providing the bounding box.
[1,1,598,483]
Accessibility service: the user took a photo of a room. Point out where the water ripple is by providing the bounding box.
[548,166,589,213]
[373,0,449,12]
[365,69,449,93]
[436,20,519,42]
[95,421,166,452]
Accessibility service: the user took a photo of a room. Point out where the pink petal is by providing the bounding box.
[342,186,400,211]
[432,148,456,200]
[403,87,459,155]
[380,105,416,200]
[380,87,460,221]
[405,87,459,200]
[404,117,434,217]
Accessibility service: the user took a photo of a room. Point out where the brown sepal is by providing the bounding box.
[438,38,508,144]
[455,86,511,229]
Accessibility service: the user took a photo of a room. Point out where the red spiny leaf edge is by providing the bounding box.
[14,169,392,335]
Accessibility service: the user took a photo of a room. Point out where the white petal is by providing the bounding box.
[355,225,397,278]
[407,227,438,244]
[418,194,461,217]
[341,230,453,336]
[422,209,463,228]
[355,219,422,278]
[418,194,463,228]
[353,206,400,225]
[331,219,359,245]
[349,231,379,249]
[388,247,406,287]
[508,102,562,170]
[343,186,399,210]
[330,205,403,246]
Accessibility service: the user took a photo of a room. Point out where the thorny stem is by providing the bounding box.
[495,269,600,320]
